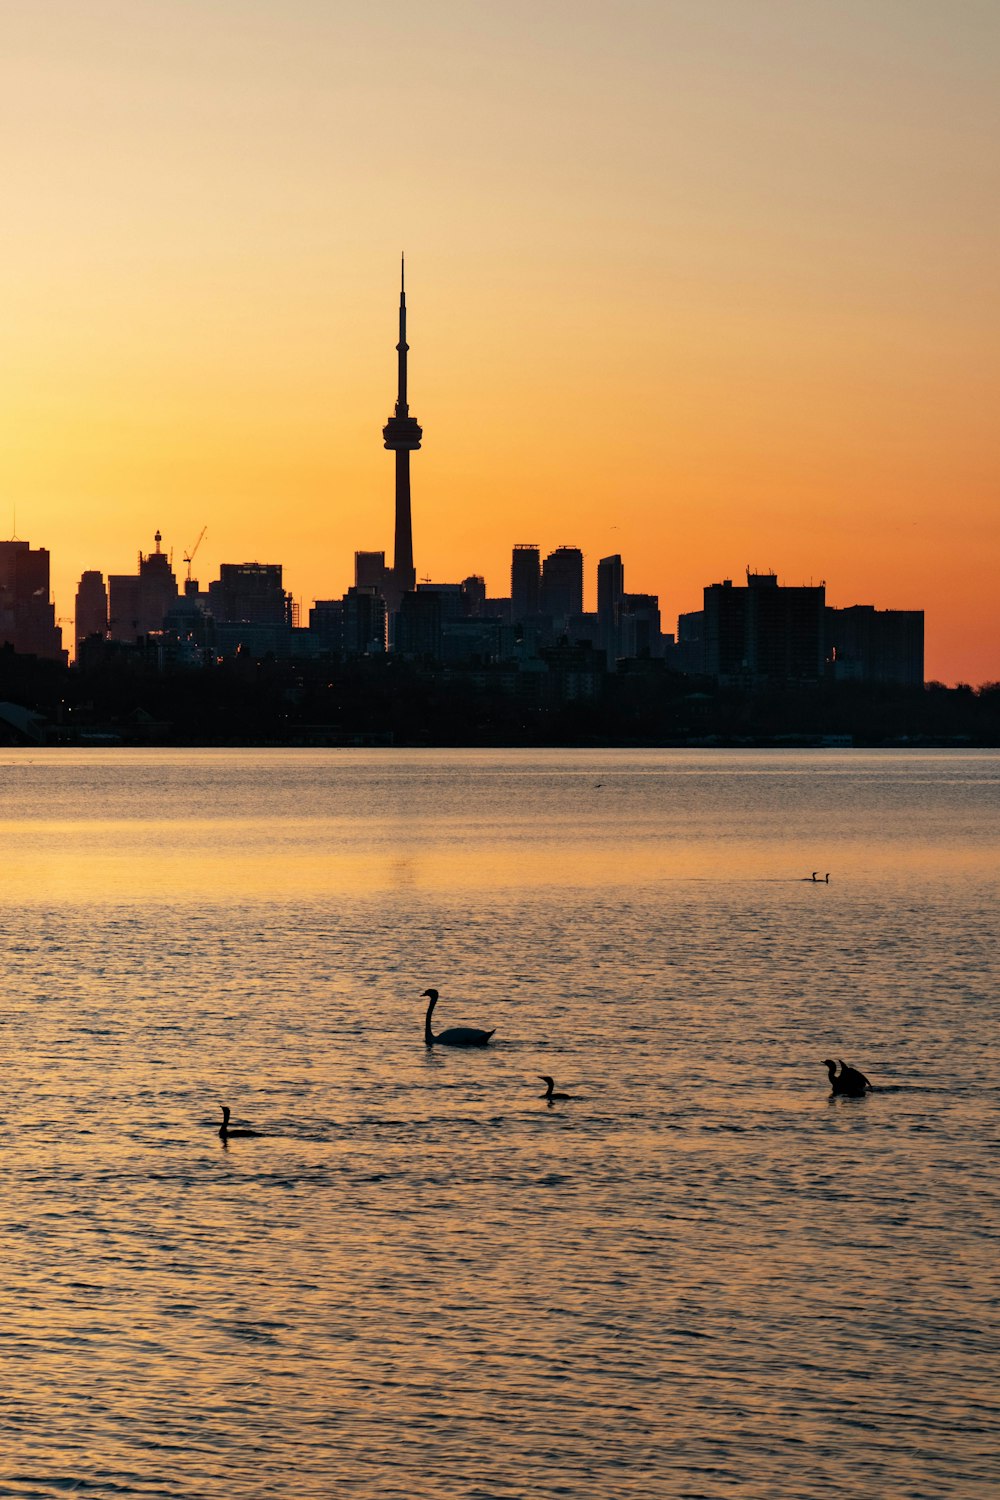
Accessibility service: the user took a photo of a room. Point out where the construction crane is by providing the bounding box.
[183,526,208,588]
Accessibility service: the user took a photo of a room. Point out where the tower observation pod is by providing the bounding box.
[382,256,422,606]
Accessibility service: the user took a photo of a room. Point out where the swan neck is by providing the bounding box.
[424,996,437,1045]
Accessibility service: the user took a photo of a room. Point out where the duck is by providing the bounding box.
[422,988,495,1047]
[539,1075,572,1102]
[218,1105,263,1140]
[822,1059,872,1096]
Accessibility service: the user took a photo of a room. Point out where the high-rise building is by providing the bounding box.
[620,593,663,659]
[108,531,179,642]
[355,550,389,593]
[208,563,291,626]
[75,570,108,652]
[826,605,924,685]
[597,553,624,662]
[597,555,624,627]
[343,585,387,656]
[382,258,422,611]
[461,575,487,617]
[541,546,584,627]
[511,545,540,622]
[0,539,66,663]
[703,572,825,682]
[309,599,344,653]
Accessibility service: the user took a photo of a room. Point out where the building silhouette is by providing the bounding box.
[208,563,291,627]
[355,550,390,593]
[108,531,179,643]
[826,604,924,685]
[381,258,421,612]
[0,539,66,662]
[703,572,825,682]
[511,545,541,621]
[620,593,663,659]
[75,570,108,653]
[541,546,584,629]
[343,585,387,656]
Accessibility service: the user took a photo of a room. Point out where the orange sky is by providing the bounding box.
[1,1,997,683]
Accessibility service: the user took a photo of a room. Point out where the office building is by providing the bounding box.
[208,563,291,626]
[75,570,108,653]
[0,539,66,662]
[355,551,390,593]
[108,531,179,643]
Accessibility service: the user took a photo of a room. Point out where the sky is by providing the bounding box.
[1,0,997,683]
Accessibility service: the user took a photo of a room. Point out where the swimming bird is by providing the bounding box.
[218,1105,263,1139]
[422,988,495,1047]
[837,1058,870,1091]
[539,1075,572,1102]
[822,1059,871,1096]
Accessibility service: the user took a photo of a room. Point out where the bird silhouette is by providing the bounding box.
[422,988,495,1047]
[539,1075,573,1102]
[822,1060,871,1096]
[218,1105,263,1140]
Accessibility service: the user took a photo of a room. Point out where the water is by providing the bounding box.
[1,748,997,1499]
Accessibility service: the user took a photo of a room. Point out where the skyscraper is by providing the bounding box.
[0,539,66,662]
[541,546,584,627]
[75,570,108,652]
[597,553,624,661]
[108,531,179,642]
[511,545,540,622]
[382,258,421,611]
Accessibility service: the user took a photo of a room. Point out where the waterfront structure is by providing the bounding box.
[382,259,422,612]
[75,570,108,653]
[0,539,66,663]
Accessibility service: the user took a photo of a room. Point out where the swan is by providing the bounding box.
[539,1075,572,1102]
[218,1105,263,1139]
[822,1059,871,1096]
[422,988,495,1047]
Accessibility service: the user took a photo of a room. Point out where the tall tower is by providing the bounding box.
[382,257,422,609]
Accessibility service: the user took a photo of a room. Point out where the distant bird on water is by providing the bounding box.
[422,988,495,1048]
[218,1105,262,1140]
[539,1075,572,1103]
[822,1059,872,1096]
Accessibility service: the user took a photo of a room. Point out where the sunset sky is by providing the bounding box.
[2,1,997,683]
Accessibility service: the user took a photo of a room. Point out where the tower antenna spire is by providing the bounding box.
[383,259,422,609]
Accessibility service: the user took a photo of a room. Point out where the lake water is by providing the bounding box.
[1,748,997,1499]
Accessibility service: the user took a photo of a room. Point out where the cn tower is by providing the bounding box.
[382,256,421,607]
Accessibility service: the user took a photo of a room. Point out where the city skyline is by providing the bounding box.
[2,3,997,685]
